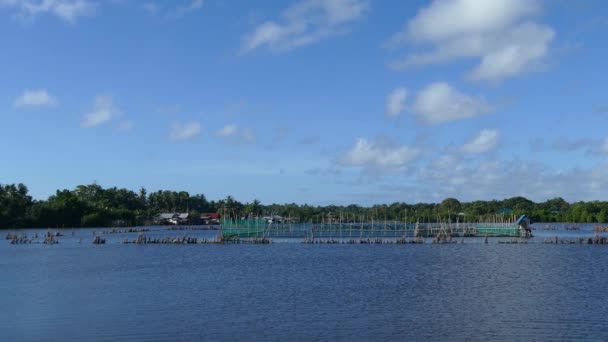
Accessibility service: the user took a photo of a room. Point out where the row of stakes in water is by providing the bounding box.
[6,232,59,244]
[544,235,608,244]
[303,237,425,244]
[123,234,271,244]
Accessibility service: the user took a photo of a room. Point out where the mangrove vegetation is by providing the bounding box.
[1,182,608,229]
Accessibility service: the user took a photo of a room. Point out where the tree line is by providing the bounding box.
[1,183,607,229]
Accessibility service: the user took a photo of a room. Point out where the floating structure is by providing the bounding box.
[218,214,533,242]
[220,218,267,239]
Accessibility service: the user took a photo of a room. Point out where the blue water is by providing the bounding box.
[2,226,608,341]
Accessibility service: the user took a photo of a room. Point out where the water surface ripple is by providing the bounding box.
[2,231,608,341]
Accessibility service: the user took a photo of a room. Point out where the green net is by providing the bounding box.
[476,225,521,237]
[221,218,267,237]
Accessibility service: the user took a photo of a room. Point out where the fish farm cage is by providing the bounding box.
[219,215,532,242]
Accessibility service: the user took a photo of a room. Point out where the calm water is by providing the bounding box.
[2,226,608,341]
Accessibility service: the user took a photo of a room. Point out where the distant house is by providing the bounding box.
[201,213,220,225]
[169,213,189,225]
[153,213,175,225]
[264,215,292,224]
[153,213,190,225]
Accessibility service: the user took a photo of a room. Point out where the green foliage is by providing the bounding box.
[81,213,107,227]
[596,210,607,223]
[439,198,461,218]
[0,183,32,228]
[0,182,215,228]
[2,182,608,228]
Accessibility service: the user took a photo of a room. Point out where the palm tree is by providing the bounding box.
[216,200,226,217]
[251,199,261,217]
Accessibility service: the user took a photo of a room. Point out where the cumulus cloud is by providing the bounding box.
[14,89,57,108]
[0,0,95,23]
[386,0,554,82]
[412,82,492,124]
[216,124,238,137]
[419,155,608,202]
[548,137,608,155]
[338,136,420,169]
[460,129,499,154]
[216,124,256,144]
[141,2,157,14]
[169,121,201,141]
[167,0,203,19]
[336,152,608,203]
[241,0,368,53]
[141,1,202,18]
[82,95,118,128]
[385,86,407,118]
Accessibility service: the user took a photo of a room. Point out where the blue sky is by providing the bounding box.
[1,0,608,205]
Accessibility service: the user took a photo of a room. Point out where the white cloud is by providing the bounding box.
[468,23,554,82]
[0,0,95,23]
[141,1,202,18]
[549,137,608,155]
[167,0,203,19]
[14,89,57,108]
[412,82,492,124]
[242,0,368,53]
[169,121,201,141]
[82,95,118,128]
[337,152,608,203]
[387,0,554,82]
[418,155,608,202]
[460,129,499,154]
[338,136,420,169]
[141,2,157,14]
[391,0,538,44]
[216,124,238,137]
[385,86,407,118]
[215,124,256,144]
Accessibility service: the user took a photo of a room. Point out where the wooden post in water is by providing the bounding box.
[404,210,408,240]
[359,215,363,240]
[349,213,352,241]
[371,215,374,240]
